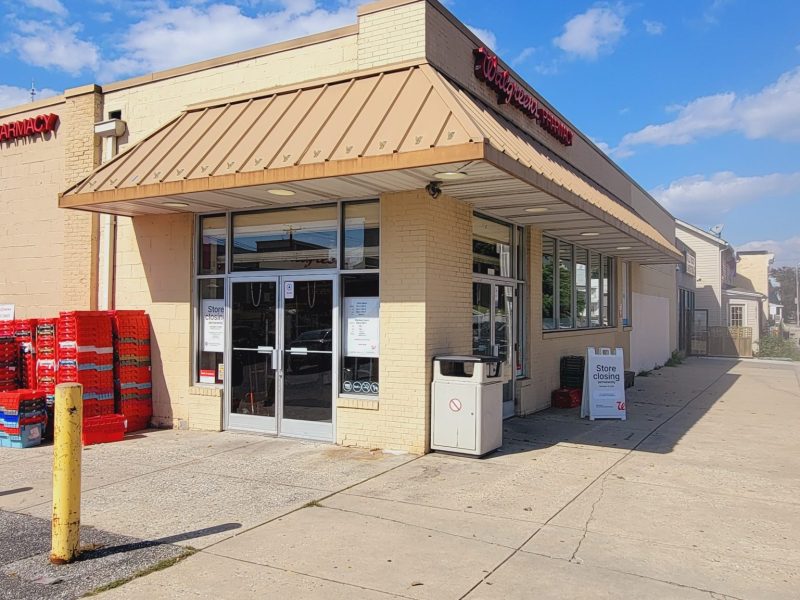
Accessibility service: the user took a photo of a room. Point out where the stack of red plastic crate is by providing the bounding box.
[57,312,115,418]
[14,319,37,389]
[0,335,17,392]
[111,310,152,432]
[0,390,46,448]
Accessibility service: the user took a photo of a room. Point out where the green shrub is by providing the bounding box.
[756,335,800,361]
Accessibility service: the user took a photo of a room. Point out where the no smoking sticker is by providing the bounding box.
[448,398,462,412]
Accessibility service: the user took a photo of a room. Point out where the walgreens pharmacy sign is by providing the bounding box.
[0,113,59,143]
[473,48,573,146]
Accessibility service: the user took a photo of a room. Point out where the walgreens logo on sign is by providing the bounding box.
[0,113,59,143]
[473,48,573,147]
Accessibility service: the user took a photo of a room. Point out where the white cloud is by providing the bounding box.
[467,25,497,51]
[511,47,535,67]
[617,66,800,152]
[650,171,800,220]
[99,1,361,81]
[643,19,664,35]
[553,4,627,60]
[22,0,67,18]
[10,21,100,75]
[739,237,800,268]
[0,84,59,109]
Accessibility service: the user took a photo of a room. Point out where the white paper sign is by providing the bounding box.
[0,304,14,321]
[202,299,225,353]
[344,297,379,358]
[581,347,626,420]
[284,281,294,299]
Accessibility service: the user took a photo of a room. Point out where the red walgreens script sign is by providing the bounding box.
[473,48,573,146]
[0,113,59,143]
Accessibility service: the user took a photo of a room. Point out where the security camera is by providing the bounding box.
[425,181,442,199]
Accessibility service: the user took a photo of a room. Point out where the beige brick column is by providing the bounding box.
[336,189,471,454]
[62,85,103,310]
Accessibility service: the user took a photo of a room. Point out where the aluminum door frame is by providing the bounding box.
[224,271,338,441]
[277,273,338,442]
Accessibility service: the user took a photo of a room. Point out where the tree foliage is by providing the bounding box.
[771,266,798,322]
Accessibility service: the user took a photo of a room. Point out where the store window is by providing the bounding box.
[343,201,379,270]
[575,247,589,328]
[542,237,555,330]
[341,274,379,396]
[199,214,226,275]
[621,261,631,326]
[558,241,574,329]
[232,205,338,271]
[473,215,513,277]
[542,237,616,331]
[197,278,224,384]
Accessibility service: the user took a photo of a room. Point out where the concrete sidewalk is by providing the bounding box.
[2,357,799,598]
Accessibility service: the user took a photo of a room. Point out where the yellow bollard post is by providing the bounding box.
[50,383,83,565]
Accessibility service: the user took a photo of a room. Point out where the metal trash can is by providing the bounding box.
[430,355,503,456]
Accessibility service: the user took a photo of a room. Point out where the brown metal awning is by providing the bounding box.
[61,62,681,263]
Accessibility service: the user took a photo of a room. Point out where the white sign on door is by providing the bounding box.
[0,304,14,321]
[344,296,379,358]
[581,347,626,420]
[202,299,225,353]
[284,281,295,299]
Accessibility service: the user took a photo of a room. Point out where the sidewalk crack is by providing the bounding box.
[569,475,608,563]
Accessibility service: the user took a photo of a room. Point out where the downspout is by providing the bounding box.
[94,118,126,311]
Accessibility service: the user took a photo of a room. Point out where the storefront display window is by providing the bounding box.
[575,247,589,328]
[558,241,574,329]
[542,238,616,331]
[542,237,555,330]
[341,274,379,396]
[197,278,224,384]
[232,205,338,271]
[473,215,513,277]
[343,201,379,270]
[199,214,226,275]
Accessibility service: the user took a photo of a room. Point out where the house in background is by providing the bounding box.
[736,250,775,331]
[675,220,766,356]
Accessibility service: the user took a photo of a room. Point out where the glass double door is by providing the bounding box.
[227,275,335,440]
[473,281,515,418]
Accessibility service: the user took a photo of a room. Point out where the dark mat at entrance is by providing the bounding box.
[0,510,187,599]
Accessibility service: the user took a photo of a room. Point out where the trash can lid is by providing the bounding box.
[434,354,501,363]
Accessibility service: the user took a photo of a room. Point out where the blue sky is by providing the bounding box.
[1,0,798,266]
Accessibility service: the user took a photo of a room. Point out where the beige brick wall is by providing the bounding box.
[357,1,426,69]
[114,213,193,429]
[105,37,358,145]
[0,99,66,317]
[62,86,103,311]
[336,190,471,454]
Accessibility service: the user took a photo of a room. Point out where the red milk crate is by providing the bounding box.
[551,387,582,409]
[82,414,126,446]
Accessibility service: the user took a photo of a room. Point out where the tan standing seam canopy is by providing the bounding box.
[61,63,681,262]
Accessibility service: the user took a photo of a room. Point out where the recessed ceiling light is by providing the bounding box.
[616,246,632,250]
[163,201,189,208]
[268,188,295,196]
[525,207,549,213]
[433,171,468,180]
[580,232,600,237]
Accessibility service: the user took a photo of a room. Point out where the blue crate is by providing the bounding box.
[0,423,43,448]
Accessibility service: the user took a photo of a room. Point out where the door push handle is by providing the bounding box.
[257,346,274,354]
[289,347,308,356]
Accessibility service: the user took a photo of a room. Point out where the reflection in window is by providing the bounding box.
[575,247,588,328]
[602,256,613,326]
[558,241,573,329]
[199,215,226,275]
[473,215,513,277]
[232,205,338,271]
[542,237,555,330]
[343,201,380,270]
[590,252,601,327]
[341,275,379,395]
